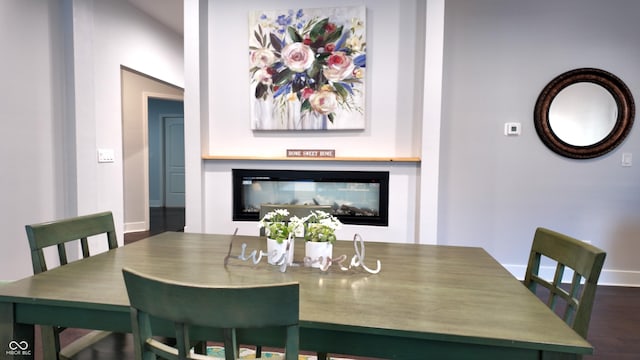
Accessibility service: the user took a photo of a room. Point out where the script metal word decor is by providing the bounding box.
[225,233,381,274]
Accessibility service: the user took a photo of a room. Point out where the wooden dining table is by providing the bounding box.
[0,232,591,360]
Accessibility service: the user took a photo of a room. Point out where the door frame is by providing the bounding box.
[142,92,184,230]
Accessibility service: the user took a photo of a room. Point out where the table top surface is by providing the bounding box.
[0,232,591,354]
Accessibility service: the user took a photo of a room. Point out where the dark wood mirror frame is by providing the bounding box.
[534,68,635,159]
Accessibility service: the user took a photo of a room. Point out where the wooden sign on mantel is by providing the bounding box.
[286,149,336,158]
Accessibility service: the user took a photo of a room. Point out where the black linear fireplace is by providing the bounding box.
[232,169,389,226]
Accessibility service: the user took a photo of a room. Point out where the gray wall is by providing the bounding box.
[2,0,639,285]
[440,0,640,282]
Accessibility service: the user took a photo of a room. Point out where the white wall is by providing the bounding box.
[0,0,183,280]
[87,0,183,238]
[198,1,428,243]
[0,1,67,279]
[207,0,424,157]
[440,0,640,285]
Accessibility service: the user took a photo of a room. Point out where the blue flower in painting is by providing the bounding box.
[296,9,304,18]
[276,13,293,34]
[276,14,292,27]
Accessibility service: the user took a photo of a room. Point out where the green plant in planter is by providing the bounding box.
[304,210,342,243]
[258,209,304,243]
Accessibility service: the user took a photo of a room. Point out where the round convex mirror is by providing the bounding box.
[534,68,635,159]
[549,82,618,146]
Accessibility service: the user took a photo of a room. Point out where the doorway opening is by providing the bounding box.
[121,67,184,237]
[147,98,185,233]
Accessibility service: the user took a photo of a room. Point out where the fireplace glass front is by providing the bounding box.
[232,169,389,226]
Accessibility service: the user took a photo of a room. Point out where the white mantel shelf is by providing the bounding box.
[202,155,421,163]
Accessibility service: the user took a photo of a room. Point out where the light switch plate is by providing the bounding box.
[97,148,115,163]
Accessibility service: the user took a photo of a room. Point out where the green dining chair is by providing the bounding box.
[523,227,606,341]
[25,211,122,360]
[122,268,300,360]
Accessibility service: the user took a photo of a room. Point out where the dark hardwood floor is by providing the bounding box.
[584,285,640,359]
[34,209,640,359]
[123,206,185,244]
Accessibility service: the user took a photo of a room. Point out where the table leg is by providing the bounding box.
[0,302,35,360]
[39,326,59,360]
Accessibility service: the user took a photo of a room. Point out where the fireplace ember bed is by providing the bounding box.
[232,169,389,226]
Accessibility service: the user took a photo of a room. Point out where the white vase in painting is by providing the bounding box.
[300,110,326,130]
[253,96,329,130]
[305,241,333,268]
[267,238,294,265]
[253,97,276,130]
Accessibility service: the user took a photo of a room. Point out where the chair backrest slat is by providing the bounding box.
[523,227,606,339]
[123,268,300,360]
[25,211,118,274]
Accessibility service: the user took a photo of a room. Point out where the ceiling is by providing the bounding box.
[126,0,183,35]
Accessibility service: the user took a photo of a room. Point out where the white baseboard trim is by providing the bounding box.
[124,221,147,233]
[503,264,640,287]
[597,269,640,287]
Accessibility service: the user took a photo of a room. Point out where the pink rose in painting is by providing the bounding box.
[252,68,272,85]
[250,48,276,68]
[323,52,355,82]
[281,42,315,72]
[309,90,338,114]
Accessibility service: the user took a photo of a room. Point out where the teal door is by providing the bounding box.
[164,116,185,207]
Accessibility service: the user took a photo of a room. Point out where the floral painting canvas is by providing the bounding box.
[249,6,366,130]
